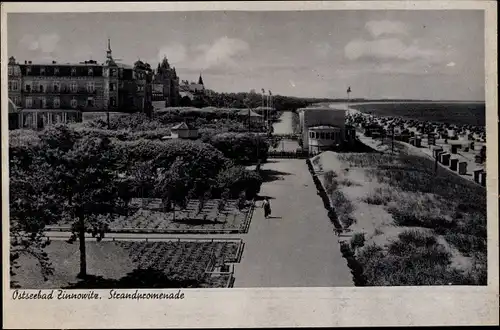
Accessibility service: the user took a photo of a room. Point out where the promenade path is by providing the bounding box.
[233,158,353,287]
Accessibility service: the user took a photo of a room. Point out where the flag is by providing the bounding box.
[347,87,351,93]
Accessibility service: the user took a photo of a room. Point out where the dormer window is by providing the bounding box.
[71,67,77,76]
[88,68,93,76]
[40,67,46,75]
[54,67,60,75]
[26,67,32,74]
[111,69,117,77]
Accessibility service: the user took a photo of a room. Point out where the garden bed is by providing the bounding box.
[311,151,487,285]
[46,199,255,234]
[12,239,243,289]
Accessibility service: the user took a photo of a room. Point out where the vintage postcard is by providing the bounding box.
[2,1,498,328]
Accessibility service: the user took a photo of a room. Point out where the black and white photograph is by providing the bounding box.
[2,1,498,328]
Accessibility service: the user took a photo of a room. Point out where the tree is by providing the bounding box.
[209,133,269,165]
[157,156,190,221]
[216,166,263,199]
[179,96,192,107]
[9,141,59,286]
[37,126,124,278]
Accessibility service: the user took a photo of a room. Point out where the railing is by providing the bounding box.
[271,133,300,140]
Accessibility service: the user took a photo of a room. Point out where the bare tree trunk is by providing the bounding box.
[77,214,87,278]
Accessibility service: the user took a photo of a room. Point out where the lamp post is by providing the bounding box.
[346,86,351,111]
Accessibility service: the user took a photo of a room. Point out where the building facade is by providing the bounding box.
[152,56,180,106]
[7,40,154,129]
[178,74,205,101]
[298,107,355,153]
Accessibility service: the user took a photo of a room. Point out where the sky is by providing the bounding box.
[8,10,484,100]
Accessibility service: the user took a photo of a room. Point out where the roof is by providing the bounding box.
[309,125,341,130]
[299,107,347,112]
[237,109,262,117]
[171,122,196,130]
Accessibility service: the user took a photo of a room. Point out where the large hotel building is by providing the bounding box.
[7,40,180,129]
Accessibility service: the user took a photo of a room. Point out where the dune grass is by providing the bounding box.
[327,152,487,285]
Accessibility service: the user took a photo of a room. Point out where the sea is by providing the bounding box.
[350,102,486,127]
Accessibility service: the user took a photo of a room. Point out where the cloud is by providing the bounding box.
[365,20,408,38]
[194,37,249,70]
[344,38,445,64]
[314,43,333,58]
[38,33,60,53]
[446,61,456,67]
[157,43,187,65]
[19,33,60,53]
[19,34,39,51]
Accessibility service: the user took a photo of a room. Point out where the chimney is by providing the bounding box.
[28,61,32,64]
[52,60,57,64]
[24,60,27,64]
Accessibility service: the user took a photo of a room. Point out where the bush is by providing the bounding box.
[444,232,486,256]
[355,230,473,285]
[215,166,263,199]
[331,190,354,225]
[208,132,269,165]
[364,187,393,205]
[324,171,338,195]
[350,233,366,250]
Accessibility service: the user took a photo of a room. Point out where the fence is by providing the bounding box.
[268,150,309,159]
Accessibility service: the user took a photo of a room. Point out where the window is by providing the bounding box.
[54,67,60,75]
[26,67,32,74]
[70,82,78,93]
[41,97,47,108]
[8,81,12,91]
[12,81,19,91]
[14,96,21,106]
[119,69,123,78]
[71,67,77,76]
[40,67,46,75]
[8,66,13,75]
[109,83,116,91]
[87,82,95,93]
[88,68,93,76]
[25,83,31,92]
[53,113,62,124]
[53,97,60,108]
[26,97,33,108]
[87,97,94,107]
[71,98,78,108]
[39,83,45,93]
[111,69,117,77]
[53,82,60,93]
[110,97,116,107]
[320,132,325,139]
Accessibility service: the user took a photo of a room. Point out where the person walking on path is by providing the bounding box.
[263,197,272,219]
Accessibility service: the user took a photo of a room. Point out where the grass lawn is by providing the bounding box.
[312,151,486,285]
[12,239,243,289]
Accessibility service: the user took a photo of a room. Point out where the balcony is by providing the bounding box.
[23,88,98,95]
